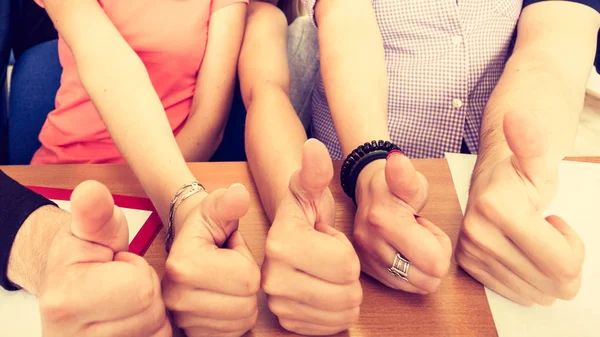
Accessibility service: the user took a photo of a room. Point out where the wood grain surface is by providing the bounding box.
[4,157,597,336]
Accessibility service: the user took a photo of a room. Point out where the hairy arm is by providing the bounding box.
[176,3,248,162]
[241,1,306,219]
[7,206,68,295]
[474,1,600,178]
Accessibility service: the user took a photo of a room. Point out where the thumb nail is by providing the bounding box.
[387,149,404,159]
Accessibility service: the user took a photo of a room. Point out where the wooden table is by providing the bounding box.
[9,158,595,337]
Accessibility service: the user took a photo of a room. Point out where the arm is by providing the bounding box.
[241,1,306,219]
[40,0,201,227]
[457,1,599,306]
[313,0,390,156]
[241,5,362,335]
[176,3,248,162]
[474,1,600,179]
[0,169,63,295]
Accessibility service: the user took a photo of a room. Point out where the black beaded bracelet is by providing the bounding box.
[340,140,401,204]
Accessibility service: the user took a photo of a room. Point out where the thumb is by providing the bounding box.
[70,180,129,253]
[189,183,250,248]
[385,150,429,212]
[289,138,333,203]
[504,110,551,185]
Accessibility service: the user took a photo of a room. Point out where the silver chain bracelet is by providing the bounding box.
[165,181,206,252]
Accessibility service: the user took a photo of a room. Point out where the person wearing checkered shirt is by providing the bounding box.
[241,0,599,335]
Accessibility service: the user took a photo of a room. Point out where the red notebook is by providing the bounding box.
[27,186,162,256]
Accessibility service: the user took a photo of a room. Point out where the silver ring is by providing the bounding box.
[387,253,410,282]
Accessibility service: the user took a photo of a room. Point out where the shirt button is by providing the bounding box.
[451,35,463,46]
[452,98,464,109]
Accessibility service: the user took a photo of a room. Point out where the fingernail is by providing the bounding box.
[387,149,404,159]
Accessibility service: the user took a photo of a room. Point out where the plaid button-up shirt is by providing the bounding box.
[302,0,522,159]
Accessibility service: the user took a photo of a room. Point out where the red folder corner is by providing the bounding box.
[27,186,163,256]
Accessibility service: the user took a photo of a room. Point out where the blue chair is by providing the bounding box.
[0,0,13,164]
[8,39,61,164]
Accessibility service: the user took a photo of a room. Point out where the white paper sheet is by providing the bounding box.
[446,153,600,337]
[0,201,152,337]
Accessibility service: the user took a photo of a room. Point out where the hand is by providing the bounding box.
[456,110,585,306]
[353,151,452,294]
[263,139,362,335]
[162,184,260,337]
[39,181,171,337]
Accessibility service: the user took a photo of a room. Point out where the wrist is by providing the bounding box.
[7,206,68,295]
[354,159,386,204]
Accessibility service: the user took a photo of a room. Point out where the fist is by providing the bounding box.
[353,151,452,294]
[263,139,363,335]
[162,184,261,337]
[39,181,171,337]
[456,110,584,306]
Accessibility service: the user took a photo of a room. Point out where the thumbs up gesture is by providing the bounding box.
[162,184,260,337]
[262,139,362,335]
[39,181,171,337]
[353,145,452,294]
[456,110,585,306]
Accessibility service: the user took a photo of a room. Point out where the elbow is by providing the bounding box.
[242,81,289,111]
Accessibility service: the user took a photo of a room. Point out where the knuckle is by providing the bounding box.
[278,318,300,333]
[366,207,386,230]
[534,293,557,307]
[556,279,582,301]
[267,297,284,316]
[348,306,361,324]
[136,275,156,311]
[337,249,361,283]
[164,257,190,285]
[353,228,369,251]
[554,261,582,284]
[239,260,261,295]
[345,282,364,308]
[240,297,259,318]
[265,237,285,262]
[243,310,259,331]
[461,217,487,249]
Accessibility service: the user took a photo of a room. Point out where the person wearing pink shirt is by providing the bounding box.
[30,1,260,336]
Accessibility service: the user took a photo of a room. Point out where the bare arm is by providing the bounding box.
[40,0,202,225]
[474,1,600,179]
[314,0,390,156]
[241,1,306,219]
[176,3,248,162]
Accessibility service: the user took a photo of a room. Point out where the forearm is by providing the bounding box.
[177,3,247,162]
[315,0,390,156]
[176,117,226,162]
[43,0,195,223]
[474,1,599,179]
[475,55,583,177]
[241,1,305,220]
[7,206,69,295]
[246,85,307,220]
